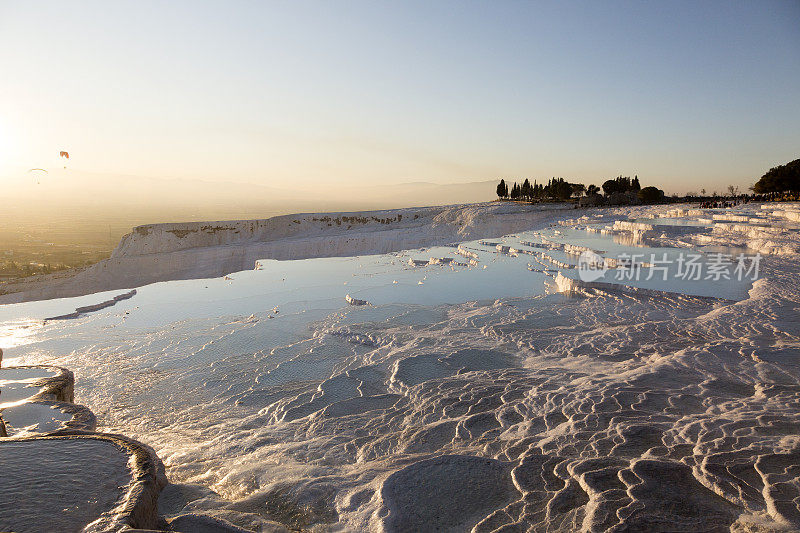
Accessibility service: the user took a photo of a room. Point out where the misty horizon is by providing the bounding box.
[2,1,798,209]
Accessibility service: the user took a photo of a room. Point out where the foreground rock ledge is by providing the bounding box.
[0,433,168,532]
[0,365,95,436]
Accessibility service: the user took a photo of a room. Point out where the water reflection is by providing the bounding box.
[0,320,42,350]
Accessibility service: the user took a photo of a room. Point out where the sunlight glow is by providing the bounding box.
[0,320,42,350]
[0,119,14,176]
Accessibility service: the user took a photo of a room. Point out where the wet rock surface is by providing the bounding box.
[1,202,799,531]
[0,365,168,532]
[377,455,518,532]
[0,434,167,532]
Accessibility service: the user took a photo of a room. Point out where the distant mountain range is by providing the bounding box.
[6,168,497,213]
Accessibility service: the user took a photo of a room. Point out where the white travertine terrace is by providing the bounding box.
[0,365,168,531]
[0,202,573,304]
[1,201,799,531]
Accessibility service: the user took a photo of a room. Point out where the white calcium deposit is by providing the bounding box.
[0,202,572,304]
[1,202,799,532]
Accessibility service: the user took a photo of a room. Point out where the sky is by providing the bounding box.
[0,0,798,197]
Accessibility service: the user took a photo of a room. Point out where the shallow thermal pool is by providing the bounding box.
[0,213,754,329]
[1,203,799,531]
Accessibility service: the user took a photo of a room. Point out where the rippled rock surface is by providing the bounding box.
[0,438,131,532]
[0,434,167,532]
[1,203,799,531]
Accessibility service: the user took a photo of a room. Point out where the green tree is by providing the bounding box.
[571,183,586,197]
[638,186,664,204]
[548,178,572,200]
[602,179,618,196]
[753,159,800,194]
[497,179,507,199]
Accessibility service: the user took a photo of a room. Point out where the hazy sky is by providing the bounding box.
[1,1,798,195]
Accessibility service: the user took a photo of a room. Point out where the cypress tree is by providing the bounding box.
[497,179,507,199]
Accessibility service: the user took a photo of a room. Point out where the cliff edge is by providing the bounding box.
[0,202,571,304]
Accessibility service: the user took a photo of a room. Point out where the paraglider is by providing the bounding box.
[60,150,69,169]
[28,168,48,185]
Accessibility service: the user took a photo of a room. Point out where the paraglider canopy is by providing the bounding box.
[59,151,69,159]
[28,168,48,185]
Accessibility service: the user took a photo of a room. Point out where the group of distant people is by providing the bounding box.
[705,192,800,207]
[700,199,744,208]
